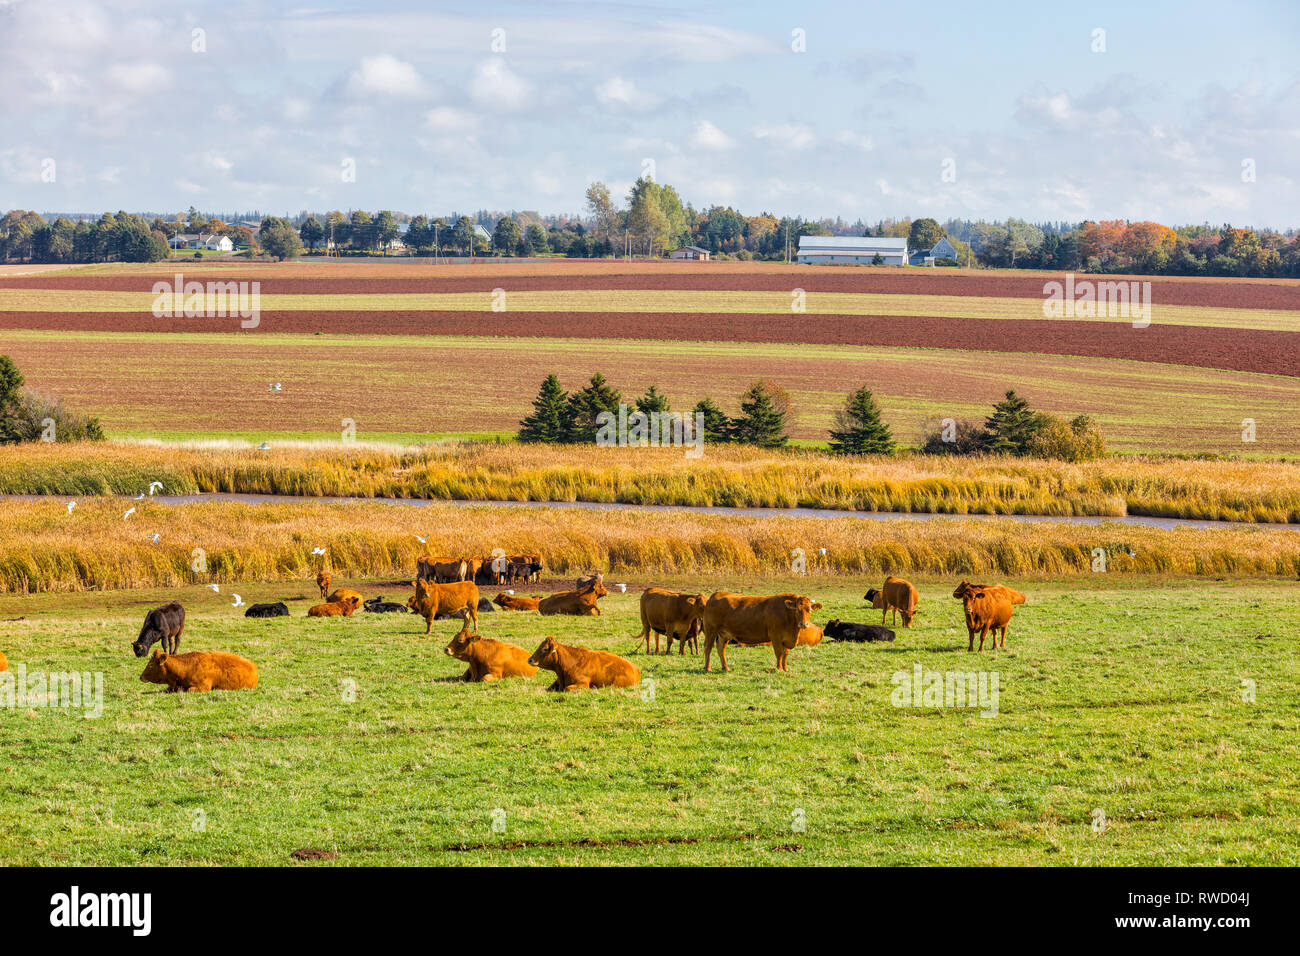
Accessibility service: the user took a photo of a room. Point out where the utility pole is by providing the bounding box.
[434,223,439,265]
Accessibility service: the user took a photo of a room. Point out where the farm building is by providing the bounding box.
[909,236,958,265]
[168,233,234,252]
[670,245,711,261]
[797,235,908,266]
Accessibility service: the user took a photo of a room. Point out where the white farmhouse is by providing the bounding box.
[797,235,909,266]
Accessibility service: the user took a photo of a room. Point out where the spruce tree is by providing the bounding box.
[635,385,670,416]
[563,373,622,443]
[828,386,894,455]
[692,398,730,444]
[516,374,569,443]
[983,389,1044,455]
[729,381,788,447]
[0,355,25,445]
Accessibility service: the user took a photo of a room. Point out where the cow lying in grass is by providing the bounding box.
[538,578,608,616]
[245,602,289,618]
[363,596,408,614]
[327,588,363,607]
[0,651,7,672]
[408,578,479,633]
[701,592,821,673]
[864,576,919,628]
[443,614,537,683]
[316,570,331,600]
[527,636,640,692]
[139,650,258,693]
[494,592,540,611]
[635,588,706,655]
[133,602,186,657]
[953,581,1026,651]
[309,595,360,617]
[824,620,895,642]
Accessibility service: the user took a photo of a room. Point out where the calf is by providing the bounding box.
[417,556,467,584]
[494,592,540,611]
[953,581,1025,651]
[701,591,821,673]
[509,554,543,583]
[824,620,895,642]
[139,649,258,693]
[864,576,919,628]
[443,618,538,683]
[316,570,331,600]
[308,595,360,617]
[327,588,363,607]
[636,587,706,655]
[407,578,480,633]
[245,602,289,618]
[133,602,186,657]
[363,596,409,614]
[527,636,640,692]
[538,579,608,616]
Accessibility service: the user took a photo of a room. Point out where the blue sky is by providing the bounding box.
[2,0,1298,226]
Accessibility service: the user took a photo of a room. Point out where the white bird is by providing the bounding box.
[133,493,145,500]
[207,584,220,593]
[818,548,827,556]
[149,533,160,543]
[311,547,327,556]
[414,535,427,544]
[148,481,163,495]
[231,595,244,607]
[258,442,271,451]
[123,507,136,519]
[66,501,76,514]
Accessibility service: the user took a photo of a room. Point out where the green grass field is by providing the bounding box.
[2,576,1296,865]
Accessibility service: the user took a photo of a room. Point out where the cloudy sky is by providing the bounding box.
[2,0,1298,226]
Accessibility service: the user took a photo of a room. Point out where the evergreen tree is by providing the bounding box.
[0,354,25,443]
[729,381,788,447]
[635,385,670,415]
[828,386,894,455]
[516,374,569,443]
[983,389,1044,455]
[563,373,622,443]
[692,398,729,444]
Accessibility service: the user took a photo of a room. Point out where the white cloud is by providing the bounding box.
[690,120,734,150]
[345,55,429,98]
[753,123,816,150]
[424,106,479,133]
[834,130,874,152]
[106,62,168,93]
[595,76,661,111]
[470,58,531,110]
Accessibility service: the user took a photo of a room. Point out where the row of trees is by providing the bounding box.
[0,355,104,443]
[921,390,1107,462]
[0,210,169,264]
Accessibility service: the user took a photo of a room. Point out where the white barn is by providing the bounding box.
[797,235,909,266]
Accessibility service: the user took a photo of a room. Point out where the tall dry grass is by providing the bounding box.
[1,497,1296,594]
[2,441,1299,523]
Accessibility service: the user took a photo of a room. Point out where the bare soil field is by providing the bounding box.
[5,264,1298,309]
[1,309,1295,376]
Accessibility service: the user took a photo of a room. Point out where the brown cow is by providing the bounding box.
[538,579,608,616]
[953,581,1026,651]
[407,578,479,633]
[527,636,640,692]
[327,588,363,607]
[864,576,919,628]
[0,651,7,672]
[797,624,824,647]
[493,592,540,611]
[701,591,822,673]
[309,595,360,617]
[510,554,543,583]
[575,571,603,590]
[417,556,468,583]
[635,587,706,655]
[316,570,331,600]
[139,649,258,693]
[443,617,538,683]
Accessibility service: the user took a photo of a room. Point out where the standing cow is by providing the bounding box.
[701,591,821,673]
[864,576,919,628]
[635,588,706,655]
[133,602,186,657]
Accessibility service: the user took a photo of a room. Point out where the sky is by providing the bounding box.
[1,0,1298,227]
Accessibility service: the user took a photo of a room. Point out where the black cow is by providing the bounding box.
[245,602,290,618]
[363,596,409,614]
[476,596,494,614]
[133,602,185,657]
[825,619,895,642]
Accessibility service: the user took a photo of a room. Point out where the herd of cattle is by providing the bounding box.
[118,561,1029,693]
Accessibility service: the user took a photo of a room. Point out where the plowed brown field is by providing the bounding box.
[1,309,1295,377]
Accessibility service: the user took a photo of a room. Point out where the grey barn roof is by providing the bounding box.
[797,235,908,253]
